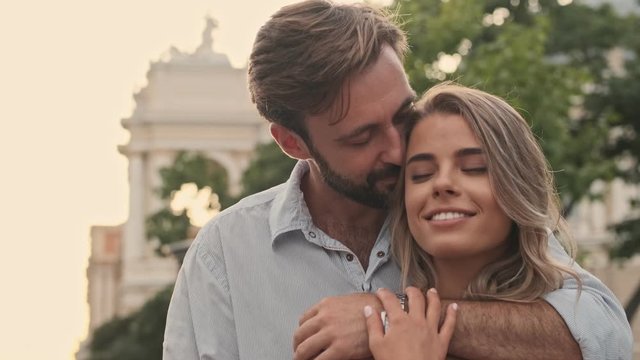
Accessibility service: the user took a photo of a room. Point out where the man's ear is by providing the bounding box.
[270,123,312,160]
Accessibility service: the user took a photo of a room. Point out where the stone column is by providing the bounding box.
[124,152,146,263]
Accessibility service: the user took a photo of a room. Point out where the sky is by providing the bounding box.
[0,0,393,358]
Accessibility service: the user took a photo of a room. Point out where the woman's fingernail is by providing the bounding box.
[429,288,437,293]
[364,305,373,317]
[452,303,458,311]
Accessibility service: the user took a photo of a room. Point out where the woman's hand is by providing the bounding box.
[364,287,457,360]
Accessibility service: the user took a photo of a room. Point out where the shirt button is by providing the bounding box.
[376,251,385,258]
[308,231,316,238]
[346,254,354,262]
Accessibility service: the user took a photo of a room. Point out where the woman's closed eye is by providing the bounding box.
[409,172,434,182]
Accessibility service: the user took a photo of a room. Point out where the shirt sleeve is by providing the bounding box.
[544,235,633,360]
[163,223,240,359]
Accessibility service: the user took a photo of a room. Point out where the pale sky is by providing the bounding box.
[0,0,400,359]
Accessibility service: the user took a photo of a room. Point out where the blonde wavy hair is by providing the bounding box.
[392,83,580,302]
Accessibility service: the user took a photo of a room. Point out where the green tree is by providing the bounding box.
[154,151,232,208]
[88,286,172,360]
[146,151,230,253]
[605,8,640,261]
[605,9,640,321]
[239,141,297,198]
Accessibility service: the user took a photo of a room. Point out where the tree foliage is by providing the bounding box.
[88,286,172,360]
[606,16,640,262]
[155,151,232,208]
[146,151,230,253]
[239,141,297,198]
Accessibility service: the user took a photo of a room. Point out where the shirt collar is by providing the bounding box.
[269,161,314,244]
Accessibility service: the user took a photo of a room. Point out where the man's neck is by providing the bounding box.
[301,168,387,270]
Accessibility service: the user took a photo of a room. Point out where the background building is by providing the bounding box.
[84,17,269,338]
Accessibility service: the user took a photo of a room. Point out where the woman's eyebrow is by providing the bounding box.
[406,153,434,165]
[406,148,483,165]
[456,148,484,157]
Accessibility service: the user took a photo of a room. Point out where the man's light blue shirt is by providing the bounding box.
[163,161,632,359]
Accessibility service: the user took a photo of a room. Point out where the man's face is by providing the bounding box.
[304,45,415,208]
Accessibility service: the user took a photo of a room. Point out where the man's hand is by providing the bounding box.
[293,293,382,360]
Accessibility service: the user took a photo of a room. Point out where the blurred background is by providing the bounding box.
[1,0,638,359]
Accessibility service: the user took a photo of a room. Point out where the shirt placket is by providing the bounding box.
[303,226,392,292]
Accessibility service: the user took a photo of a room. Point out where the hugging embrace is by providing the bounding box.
[163,1,633,359]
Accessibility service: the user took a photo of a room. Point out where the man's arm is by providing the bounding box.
[448,239,632,360]
[445,299,580,359]
[449,236,632,359]
[293,294,581,360]
[163,225,239,359]
[294,238,632,360]
[163,267,199,359]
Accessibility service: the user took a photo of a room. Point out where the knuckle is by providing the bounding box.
[334,337,348,349]
[315,313,329,326]
[294,342,308,359]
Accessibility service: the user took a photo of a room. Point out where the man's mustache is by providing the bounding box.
[367,165,401,186]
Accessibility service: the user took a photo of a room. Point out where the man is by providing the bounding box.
[163,1,632,359]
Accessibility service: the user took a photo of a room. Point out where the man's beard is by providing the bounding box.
[309,147,401,209]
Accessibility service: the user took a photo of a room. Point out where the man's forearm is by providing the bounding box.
[445,300,581,360]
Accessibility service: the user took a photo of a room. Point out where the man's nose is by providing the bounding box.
[380,125,403,166]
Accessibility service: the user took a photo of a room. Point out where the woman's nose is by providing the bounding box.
[431,168,458,198]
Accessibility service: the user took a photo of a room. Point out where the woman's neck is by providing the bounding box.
[433,255,503,299]
[433,260,479,299]
[432,241,511,299]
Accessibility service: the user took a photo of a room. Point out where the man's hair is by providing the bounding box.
[391,83,581,302]
[248,0,407,141]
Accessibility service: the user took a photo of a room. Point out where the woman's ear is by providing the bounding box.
[270,123,312,160]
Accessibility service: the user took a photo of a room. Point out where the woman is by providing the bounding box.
[364,83,581,360]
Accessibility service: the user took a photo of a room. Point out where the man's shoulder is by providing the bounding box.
[187,183,286,260]
[224,183,286,216]
[199,183,286,234]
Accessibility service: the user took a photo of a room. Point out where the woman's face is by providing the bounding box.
[404,112,512,265]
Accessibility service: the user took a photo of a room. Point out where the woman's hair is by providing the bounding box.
[391,83,580,302]
[248,0,407,142]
